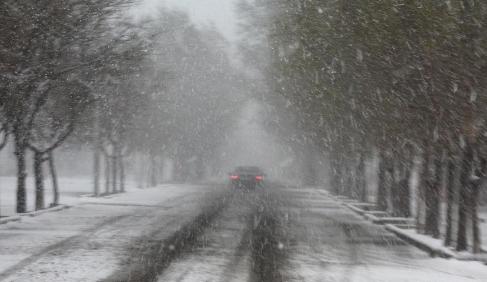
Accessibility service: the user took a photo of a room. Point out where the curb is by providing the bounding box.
[363,213,414,225]
[385,224,454,258]
[339,196,452,258]
[344,203,412,225]
[455,253,487,264]
[335,193,487,261]
[346,204,366,215]
[0,216,21,225]
[0,205,70,225]
[20,204,70,217]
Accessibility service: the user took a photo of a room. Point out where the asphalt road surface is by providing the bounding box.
[104,184,487,282]
[3,184,487,282]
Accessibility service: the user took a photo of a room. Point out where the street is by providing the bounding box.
[1,184,487,282]
[148,185,487,282]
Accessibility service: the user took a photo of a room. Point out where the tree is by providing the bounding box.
[0,0,133,212]
[238,0,487,252]
[28,81,91,209]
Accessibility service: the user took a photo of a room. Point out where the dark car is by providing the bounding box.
[229,166,265,190]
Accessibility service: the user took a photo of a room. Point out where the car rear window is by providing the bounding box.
[235,167,262,174]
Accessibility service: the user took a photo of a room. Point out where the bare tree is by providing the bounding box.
[0,0,133,212]
[28,82,92,209]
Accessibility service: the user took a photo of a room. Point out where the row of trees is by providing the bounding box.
[238,0,487,252]
[0,0,130,212]
[1,1,241,213]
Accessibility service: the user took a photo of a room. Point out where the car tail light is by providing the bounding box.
[255,175,263,181]
[230,175,239,180]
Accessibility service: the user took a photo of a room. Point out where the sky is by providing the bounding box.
[139,0,239,41]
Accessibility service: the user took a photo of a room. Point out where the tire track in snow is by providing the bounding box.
[154,191,257,282]
[218,212,253,282]
[102,191,231,282]
[0,187,218,282]
[248,187,290,282]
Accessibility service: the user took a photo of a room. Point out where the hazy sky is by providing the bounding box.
[218,100,298,179]
[140,0,239,41]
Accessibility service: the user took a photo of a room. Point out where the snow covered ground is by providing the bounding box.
[383,204,487,257]
[0,182,224,282]
[1,182,487,281]
[280,187,487,282]
[0,176,95,216]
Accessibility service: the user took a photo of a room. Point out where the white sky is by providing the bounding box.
[139,0,239,41]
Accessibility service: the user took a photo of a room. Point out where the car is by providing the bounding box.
[229,166,265,190]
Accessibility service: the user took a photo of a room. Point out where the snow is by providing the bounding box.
[0,180,220,281]
[282,188,487,282]
[2,181,487,281]
[156,193,253,282]
[385,206,487,259]
[0,216,20,224]
[386,224,455,257]
[288,258,487,282]
[0,176,94,216]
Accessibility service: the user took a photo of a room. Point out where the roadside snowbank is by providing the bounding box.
[287,188,487,282]
[339,194,487,264]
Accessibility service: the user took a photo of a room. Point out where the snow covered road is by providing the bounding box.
[141,185,487,282]
[279,187,487,282]
[0,184,226,282]
[1,184,487,281]
[154,191,256,282]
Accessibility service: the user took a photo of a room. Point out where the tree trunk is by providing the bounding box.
[357,152,367,202]
[471,179,481,253]
[398,150,413,217]
[14,130,27,213]
[135,153,144,188]
[160,157,166,184]
[337,161,344,195]
[385,155,394,214]
[158,156,164,184]
[391,154,403,216]
[93,105,101,196]
[48,151,59,206]
[343,161,353,197]
[119,154,125,193]
[33,151,45,211]
[417,141,432,233]
[444,153,456,246]
[331,157,343,195]
[150,154,157,187]
[93,145,101,197]
[471,157,486,253]
[112,155,118,193]
[425,147,441,238]
[376,150,387,211]
[456,141,474,251]
[105,154,110,194]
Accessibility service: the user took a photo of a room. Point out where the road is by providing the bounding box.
[106,184,487,282]
[2,184,487,281]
